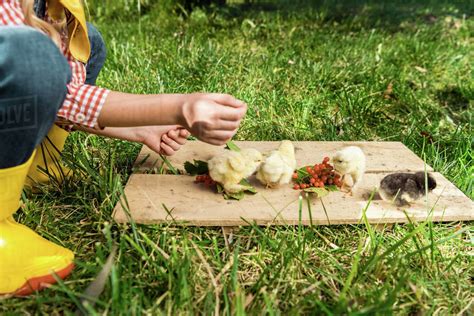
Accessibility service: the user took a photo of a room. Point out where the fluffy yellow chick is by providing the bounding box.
[208,148,263,193]
[256,140,296,188]
[332,146,366,192]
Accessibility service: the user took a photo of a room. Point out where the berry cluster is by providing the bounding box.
[195,174,217,187]
[292,157,343,190]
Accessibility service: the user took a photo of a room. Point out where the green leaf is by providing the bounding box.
[294,168,311,184]
[216,183,224,193]
[225,141,241,152]
[184,160,209,175]
[296,166,310,176]
[239,178,257,194]
[303,187,329,198]
[224,191,245,200]
[325,185,339,192]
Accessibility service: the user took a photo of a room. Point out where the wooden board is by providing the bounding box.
[113,173,473,226]
[134,141,433,174]
[113,141,473,226]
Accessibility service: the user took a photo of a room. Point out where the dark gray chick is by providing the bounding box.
[379,172,437,207]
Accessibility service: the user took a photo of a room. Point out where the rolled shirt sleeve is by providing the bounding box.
[56,50,110,129]
[57,82,109,129]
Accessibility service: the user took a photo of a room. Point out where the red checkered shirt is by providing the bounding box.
[0,0,109,129]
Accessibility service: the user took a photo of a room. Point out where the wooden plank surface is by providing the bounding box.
[134,141,433,174]
[113,172,473,226]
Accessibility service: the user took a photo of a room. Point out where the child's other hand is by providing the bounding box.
[159,128,190,156]
[139,126,190,156]
[181,93,247,145]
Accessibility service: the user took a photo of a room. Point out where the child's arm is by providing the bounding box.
[97,92,247,145]
[77,125,190,156]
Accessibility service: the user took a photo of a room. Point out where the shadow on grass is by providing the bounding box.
[436,86,470,111]
[209,0,473,32]
[88,0,472,33]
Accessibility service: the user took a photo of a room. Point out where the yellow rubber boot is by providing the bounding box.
[0,152,74,296]
[26,124,71,187]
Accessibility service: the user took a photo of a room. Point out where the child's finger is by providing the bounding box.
[162,134,181,151]
[170,135,187,145]
[167,129,179,139]
[166,130,187,145]
[179,129,190,138]
[219,106,246,123]
[160,142,176,156]
[163,130,186,145]
[216,120,240,131]
[204,129,237,143]
[202,138,226,146]
[146,141,162,155]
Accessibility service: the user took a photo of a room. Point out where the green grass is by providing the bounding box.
[2,0,473,314]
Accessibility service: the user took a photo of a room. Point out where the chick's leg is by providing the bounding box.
[394,197,410,207]
[266,183,277,189]
[340,174,354,195]
[395,192,417,207]
[352,173,363,191]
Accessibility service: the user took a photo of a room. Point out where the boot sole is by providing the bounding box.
[0,263,75,296]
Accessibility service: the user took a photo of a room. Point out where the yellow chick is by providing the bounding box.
[332,146,366,193]
[208,148,263,194]
[256,140,296,188]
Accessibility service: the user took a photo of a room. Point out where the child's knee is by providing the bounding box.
[0,26,72,109]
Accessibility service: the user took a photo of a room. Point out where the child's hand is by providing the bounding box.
[180,93,247,145]
[139,126,190,156]
[74,125,190,156]
[159,128,190,156]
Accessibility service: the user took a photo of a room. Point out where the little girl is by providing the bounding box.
[0,0,247,295]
